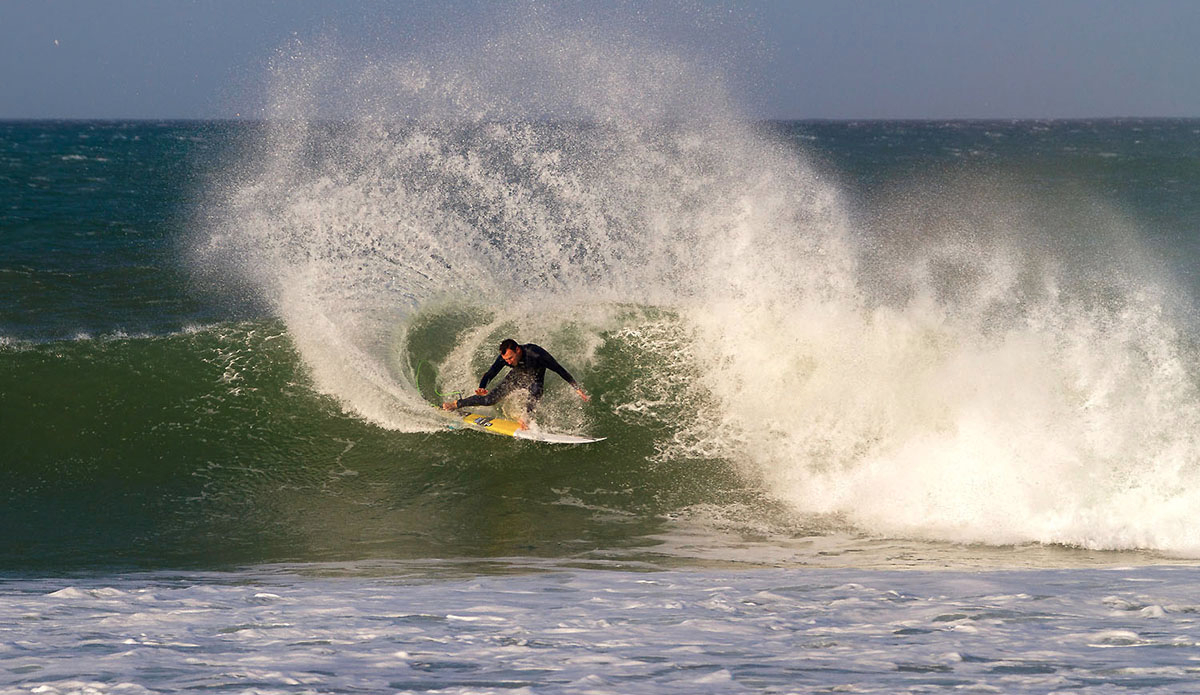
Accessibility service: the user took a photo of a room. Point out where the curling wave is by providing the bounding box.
[195,20,1200,556]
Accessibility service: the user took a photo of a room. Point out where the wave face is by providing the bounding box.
[0,324,756,571]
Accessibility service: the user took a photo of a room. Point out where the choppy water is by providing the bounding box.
[5,26,1200,693]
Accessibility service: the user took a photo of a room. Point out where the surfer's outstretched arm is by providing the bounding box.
[534,348,575,387]
[539,350,589,401]
[478,355,506,390]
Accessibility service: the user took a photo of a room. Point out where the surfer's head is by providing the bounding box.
[498,338,522,366]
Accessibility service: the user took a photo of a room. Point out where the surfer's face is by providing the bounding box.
[501,348,520,366]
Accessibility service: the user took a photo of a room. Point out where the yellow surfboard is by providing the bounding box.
[444,409,605,444]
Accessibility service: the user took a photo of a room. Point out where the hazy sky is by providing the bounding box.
[2,0,1198,120]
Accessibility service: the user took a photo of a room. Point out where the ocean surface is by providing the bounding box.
[4,114,1200,693]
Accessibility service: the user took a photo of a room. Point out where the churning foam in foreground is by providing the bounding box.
[198,20,1200,555]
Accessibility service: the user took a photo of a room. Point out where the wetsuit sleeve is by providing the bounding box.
[540,350,579,389]
[478,355,506,390]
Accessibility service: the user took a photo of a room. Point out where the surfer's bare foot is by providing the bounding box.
[441,401,457,411]
[518,418,530,430]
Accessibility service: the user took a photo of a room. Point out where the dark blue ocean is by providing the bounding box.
[4,117,1200,693]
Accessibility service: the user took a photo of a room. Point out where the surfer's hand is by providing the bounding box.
[475,388,488,396]
[577,388,590,402]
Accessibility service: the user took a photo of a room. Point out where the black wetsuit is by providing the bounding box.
[454,343,579,412]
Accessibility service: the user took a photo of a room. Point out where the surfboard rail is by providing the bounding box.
[443,408,606,444]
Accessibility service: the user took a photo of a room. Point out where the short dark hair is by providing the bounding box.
[498,338,520,354]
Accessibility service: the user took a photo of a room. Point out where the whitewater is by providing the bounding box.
[7,564,1200,694]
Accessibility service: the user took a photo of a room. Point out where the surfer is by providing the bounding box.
[442,338,590,428]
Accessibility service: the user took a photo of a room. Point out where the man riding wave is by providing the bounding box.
[442,338,590,429]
